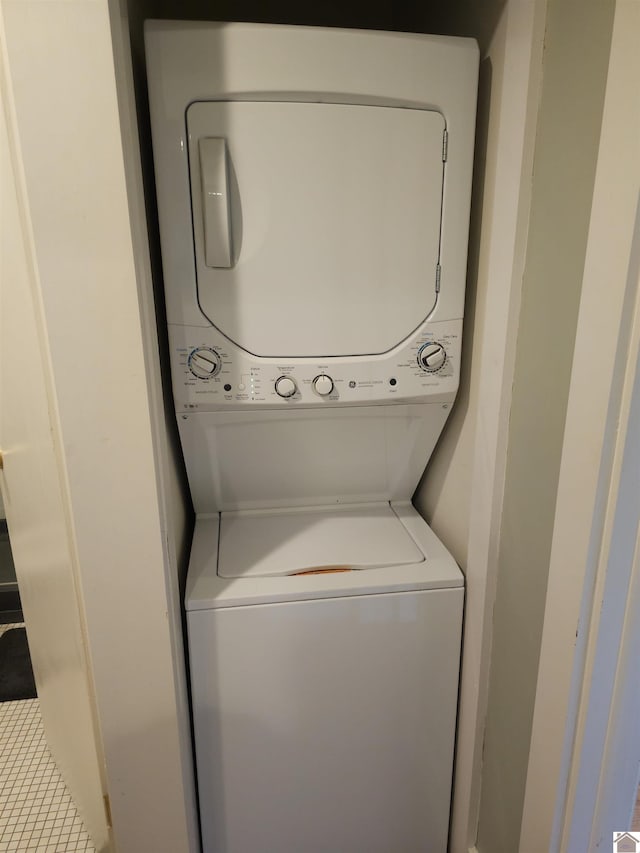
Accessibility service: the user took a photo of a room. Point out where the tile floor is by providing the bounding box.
[0,623,95,852]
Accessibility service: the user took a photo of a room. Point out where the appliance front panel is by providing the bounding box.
[187,101,445,357]
[178,404,451,512]
[188,587,463,853]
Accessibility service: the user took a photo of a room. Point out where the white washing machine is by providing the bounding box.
[146,21,478,853]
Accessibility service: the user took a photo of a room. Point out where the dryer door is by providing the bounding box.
[187,101,445,357]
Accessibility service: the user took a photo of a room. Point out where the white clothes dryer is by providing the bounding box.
[145,21,478,853]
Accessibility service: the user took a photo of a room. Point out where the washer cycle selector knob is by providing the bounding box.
[312,374,334,396]
[188,347,221,379]
[418,342,447,372]
[275,376,297,398]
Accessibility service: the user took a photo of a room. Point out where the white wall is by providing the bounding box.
[456,4,553,848]
[521,1,640,847]
[412,2,548,848]
[1,1,197,850]
[475,1,616,851]
[1,20,109,849]
[412,0,507,570]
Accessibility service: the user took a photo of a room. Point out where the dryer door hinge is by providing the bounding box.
[436,264,442,292]
[442,129,448,162]
[103,794,112,828]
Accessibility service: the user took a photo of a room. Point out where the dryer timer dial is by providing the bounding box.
[188,347,221,379]
[418,342,447,372]
[313,374,334,396]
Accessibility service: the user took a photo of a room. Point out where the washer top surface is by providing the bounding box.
[218,503,424,578]
[186,502,463,610]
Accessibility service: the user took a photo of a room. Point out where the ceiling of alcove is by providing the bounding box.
[127,0,508,52]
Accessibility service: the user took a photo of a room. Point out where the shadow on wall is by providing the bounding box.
[414,52,493,569]
[149,0,508,46]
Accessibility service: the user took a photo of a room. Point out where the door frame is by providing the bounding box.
[520,1,640,848]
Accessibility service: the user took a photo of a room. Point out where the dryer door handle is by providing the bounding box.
[199,137,233,268]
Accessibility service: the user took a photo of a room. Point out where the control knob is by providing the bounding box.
[188,347,221,379]
[275,376,297,398]
[417,342,447,372]
[312,374,334,396]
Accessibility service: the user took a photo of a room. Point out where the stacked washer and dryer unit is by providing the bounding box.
[146,22,478,853]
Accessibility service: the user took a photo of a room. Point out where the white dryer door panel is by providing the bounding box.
[187,101,445,357]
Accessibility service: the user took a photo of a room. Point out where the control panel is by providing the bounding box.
[170,318,461,412]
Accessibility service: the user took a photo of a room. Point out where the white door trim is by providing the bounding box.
[520,1,640,849]
[1,1,199,848]
[0,12,109,849]
[448,3,547,849]
[577,249,640,848]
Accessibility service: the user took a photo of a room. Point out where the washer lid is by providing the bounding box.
[185,504,462,610]
[187,101,445,357]
[218,504,424,578]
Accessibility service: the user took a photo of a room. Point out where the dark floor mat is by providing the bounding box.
[0,628,37,701]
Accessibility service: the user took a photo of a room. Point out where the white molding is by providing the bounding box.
[0,14,109,848]
[107,1,200,848]
[585,274,640,847]
[1,1,198,849]
[521,1,640,848]
[448,2,547,849]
